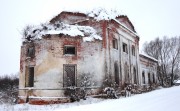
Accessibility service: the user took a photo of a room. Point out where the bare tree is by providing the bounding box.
[168,37,180,85]
[143,36,180,87]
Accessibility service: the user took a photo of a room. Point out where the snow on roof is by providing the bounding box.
[87,7,122,21]
[64,7,123,21]
[140,52,158,62]
[23,22,102,42]
[23,8,136,42]
[62,8,137,35]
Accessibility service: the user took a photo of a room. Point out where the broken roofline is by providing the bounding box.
[22,22,102,42]
[24,8,139,42]
[50,10,138,34]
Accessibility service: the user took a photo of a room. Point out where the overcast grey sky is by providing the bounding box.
[0,0,180,75]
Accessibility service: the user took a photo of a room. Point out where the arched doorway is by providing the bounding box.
[133,67,137,84]
[148,73,151,84]
[142,71,145,84]
[114,62,119,85]
[124,62,129,83]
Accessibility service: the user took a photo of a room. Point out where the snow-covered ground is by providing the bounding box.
[1,86,180,111]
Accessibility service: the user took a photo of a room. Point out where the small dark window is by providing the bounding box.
[64,46,76,55]
[25,67,34,87]
[123,43,128,53]
[113,38,118,49]
[27,47,35,57]
[132,46,135,56]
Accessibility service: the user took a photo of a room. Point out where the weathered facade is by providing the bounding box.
[139,53,158,86]
[18,9,157,104]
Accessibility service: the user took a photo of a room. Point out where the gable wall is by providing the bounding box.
[116,17,134,32]
[50,12,88,24]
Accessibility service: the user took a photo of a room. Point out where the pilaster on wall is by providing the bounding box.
[102,21,111,79]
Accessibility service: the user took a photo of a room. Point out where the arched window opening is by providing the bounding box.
[114,62,119,85]
[148,73,151,84]
[152,73,155,83]
[133,67,137,84]
[142,71,145,84]
[125,63,129,83]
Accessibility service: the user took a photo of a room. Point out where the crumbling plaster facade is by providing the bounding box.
[18,10,157,104]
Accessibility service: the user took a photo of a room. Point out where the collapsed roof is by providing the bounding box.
[22,7,137,42]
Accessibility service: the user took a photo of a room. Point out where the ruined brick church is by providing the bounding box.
[18,8,158,104]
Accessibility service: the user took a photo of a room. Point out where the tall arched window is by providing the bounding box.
[142,71,145,84]
[119,62,122,82]
[132,45,135,56]
[152,73,155,83]
[133,67,137,84]
[114,62,119,85]
[124,63,129,83]
[148,73,151,84]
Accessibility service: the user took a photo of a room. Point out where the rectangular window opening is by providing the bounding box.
[27,47,35,57]
[113,38,118,49]
[64,45,76,55]
[25,66,34,87]
[132,46,135,56]
[123,43,128,53]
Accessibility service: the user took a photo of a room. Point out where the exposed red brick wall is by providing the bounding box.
[101,21,107,49]
[29,99,70,105]
[50,12,88,24]
[18,98,70,105]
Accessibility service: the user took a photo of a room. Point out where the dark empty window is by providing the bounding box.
[133,67,137,84]
[152,74,155,83]
[27,47,35,57]
[132,46,135,56]
[113,38,118,49]
[114,62,119,85]
[124,63,129,83]
[123,43,128,53]
[142,71,145,84]
[64,46,76,55]
[148,73,151,84]
[25,67,34,87]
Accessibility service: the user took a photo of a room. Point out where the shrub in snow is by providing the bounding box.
[102,77,118,99]
[130,84,142,94]
[64,73,96,102]
[124,84,132,97]
[104,87,118,99]
[78,72,96,100]
[103,78,117,88]
[0,74,19,104]
[64,87,88,102]
[64,87,80,102]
